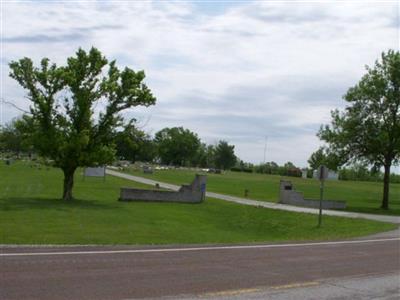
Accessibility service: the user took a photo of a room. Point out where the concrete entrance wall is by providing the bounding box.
[119,174,207,203]
[279,180,346,209]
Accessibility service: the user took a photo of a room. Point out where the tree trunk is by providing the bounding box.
[381,164,391,210]
[62,167,76,201]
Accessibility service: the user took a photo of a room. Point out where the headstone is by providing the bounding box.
[84,166,106,177]
[313,168,338,180]
[327,170,339,180]
[143,166,153,174]
[207,168,222,174]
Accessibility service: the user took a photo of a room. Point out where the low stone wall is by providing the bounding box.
[119,174,207,203]
[279,180,346,209]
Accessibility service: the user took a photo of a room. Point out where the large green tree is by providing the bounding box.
[115,121,156,162]
[9,47,156,200]
[205,144,216,168]
[308,148,326,170]
[214,140,236,170]
[308,147,342,171]
[154,127,200,166]
[192,143,216,168]
[319,50,400,209]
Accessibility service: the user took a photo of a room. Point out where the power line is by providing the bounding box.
[0,98,30,114]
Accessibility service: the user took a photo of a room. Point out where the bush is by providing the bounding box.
[231,167,253,173]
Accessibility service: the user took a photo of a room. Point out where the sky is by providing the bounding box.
[1,0,399,170]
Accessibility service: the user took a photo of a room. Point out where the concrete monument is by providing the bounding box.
[279,180,346,209]
[119,174,207,203]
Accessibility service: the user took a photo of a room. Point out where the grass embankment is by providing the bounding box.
[0,162,396,245]
[123,168,400,216]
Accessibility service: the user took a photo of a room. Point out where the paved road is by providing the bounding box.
[173,273,400,300]
[1,238,399,299]
[106,169,400,224]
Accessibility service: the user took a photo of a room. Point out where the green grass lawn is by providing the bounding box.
[123,168,400,215]
[0,161,396,245]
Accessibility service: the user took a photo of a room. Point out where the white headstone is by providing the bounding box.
[327,170,339,180]
[84,166,106,177]
[313,167,338,180]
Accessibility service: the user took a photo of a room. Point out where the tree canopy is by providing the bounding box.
[114,121,156,163]
[318,50,400,209]
[154,127,200,166]
[307,147,342,171]
[9,47,156,200]
[214,140,236,170]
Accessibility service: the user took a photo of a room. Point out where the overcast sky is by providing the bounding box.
[1,0,399,169]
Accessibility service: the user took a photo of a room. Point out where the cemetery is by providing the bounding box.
[120,166,400,215]
[0,161,396,245]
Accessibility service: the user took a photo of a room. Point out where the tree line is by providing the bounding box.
[0,114,309,178]
[0,117,238,171]
[114,124,237,169]
[231,161,304,177]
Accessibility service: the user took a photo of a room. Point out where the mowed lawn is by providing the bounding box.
[123,168,400,216]
[0,162,396,245]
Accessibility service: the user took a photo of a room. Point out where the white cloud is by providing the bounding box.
[1,0,399,168]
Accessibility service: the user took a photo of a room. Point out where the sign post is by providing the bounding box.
[318,165,327,227]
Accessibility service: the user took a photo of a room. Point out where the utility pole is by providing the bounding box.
[0,98,3,126]
[263,136,268,164]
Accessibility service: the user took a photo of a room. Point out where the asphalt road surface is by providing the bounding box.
[173,273,400,300]
[1,237,399,300]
